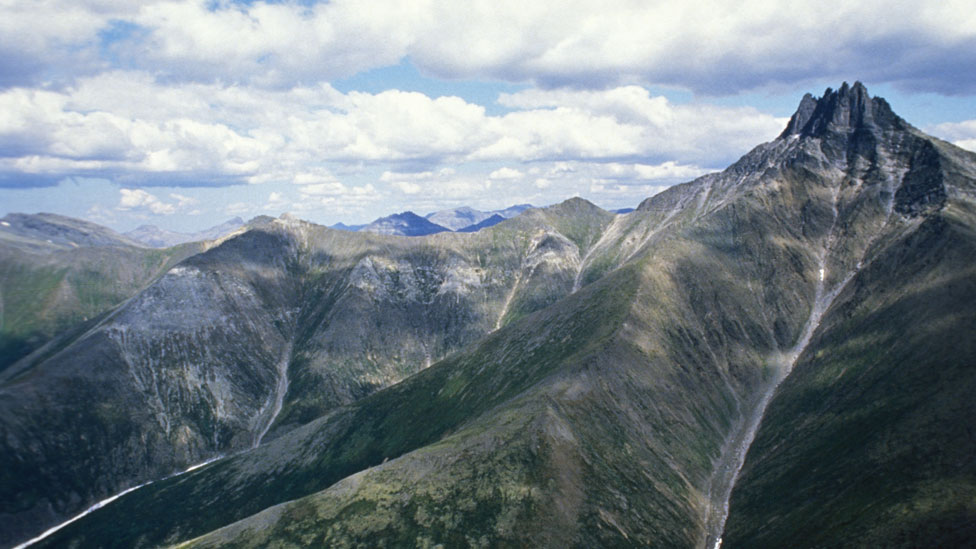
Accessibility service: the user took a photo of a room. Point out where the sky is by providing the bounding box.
[1,1,974,233]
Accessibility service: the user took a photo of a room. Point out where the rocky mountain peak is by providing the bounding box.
[779,81,903,140]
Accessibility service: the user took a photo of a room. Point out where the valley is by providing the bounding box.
[2,83,975,548]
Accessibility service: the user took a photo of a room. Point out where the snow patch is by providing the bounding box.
[13,455,224,548]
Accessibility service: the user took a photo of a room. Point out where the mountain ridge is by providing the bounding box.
[4,83,975,548]
[359,210,451,236]
[0,198,616,547]
[124,217,244,248]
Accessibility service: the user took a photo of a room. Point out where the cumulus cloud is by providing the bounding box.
[0,74,784,191]
[392,181,422,194]
[490,87,787,164]
[117,188,177,214]
[929,120,976,152]
[0,1,135,87]
[414,0,976,95]
[263,191,288,211]
[489,167,523,180]
[292,179,382,215]
[366,159,709,215]
[5,1,972,95]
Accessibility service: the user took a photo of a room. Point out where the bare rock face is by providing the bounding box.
[5,83,976,549]
[0,203,611,547]
[0,214,204,374]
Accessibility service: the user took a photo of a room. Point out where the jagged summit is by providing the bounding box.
[5,84,976,549]
[779,81,904,139]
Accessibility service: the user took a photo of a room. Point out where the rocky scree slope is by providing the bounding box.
[29,83,975,548]
[0,202,613,548]
[721,83,976,547]
[0,213,204,374]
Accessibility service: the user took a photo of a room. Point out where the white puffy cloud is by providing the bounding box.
[410,0,976,95]
[0,1,136,87]
[392,181,422,195]
[929,120,976,153]
[263,191,288,211]
[292,180,382,216]
[115,188,202,216]
[0,74,784,190]
[117,188,177,214]
[365,159,709,215]
[489,87,786,164]
[488,167,523,180]
[124,0,416,88]
[3,1,974,95]
[6,1,971,95]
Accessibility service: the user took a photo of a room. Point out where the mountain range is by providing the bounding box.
[333,204,535,236]
[0,213,206,374]
[124,218,245,248]
[1,82,974,548]
[425,204,534,231]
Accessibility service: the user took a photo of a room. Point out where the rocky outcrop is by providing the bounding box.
[0,203,611,547]
[6,83,976,549]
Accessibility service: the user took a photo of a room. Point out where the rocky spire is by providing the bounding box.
[779,81,903,140]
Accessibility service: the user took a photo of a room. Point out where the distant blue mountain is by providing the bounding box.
[492,204,533,218]
[425,204,534,230]
[360,211,451,236]
[333,204,535,237]
[456,214,506,233]
[330,222,367,232]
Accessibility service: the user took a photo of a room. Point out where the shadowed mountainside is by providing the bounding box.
[0,201,614,547]
[5,83,976,548]
[0,213,205,374]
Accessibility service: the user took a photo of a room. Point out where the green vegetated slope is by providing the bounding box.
[37,102,867,547]
[723,169,976,543]
[11,82,976,549]
[275,198,615,431]
[0,213,203,373]
[0,202,613,547]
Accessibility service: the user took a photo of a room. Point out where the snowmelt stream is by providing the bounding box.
[702,183,864,548]
[13,456,224,549]
[253,344,292,447]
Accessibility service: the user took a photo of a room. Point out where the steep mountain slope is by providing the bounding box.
[721,88,976,547]
[457,213,505,232]
[125,218,244,248]
[0,212,146,249]
[0,213,204,373]
[27,82,972,549]
[723,200,976,548]
[7,82,975,548]
[0,202,614,547]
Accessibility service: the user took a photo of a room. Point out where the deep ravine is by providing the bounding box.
[12,456,224,549]
[572,213,625,293]
[15,341,294,547]
[701,182,865,548]
[253,343,293,447]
